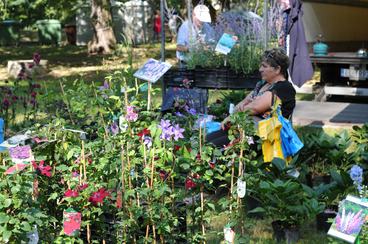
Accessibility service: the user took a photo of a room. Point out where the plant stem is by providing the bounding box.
[59,81,75,125]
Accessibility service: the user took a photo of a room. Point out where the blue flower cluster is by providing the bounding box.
[350,165,363,192]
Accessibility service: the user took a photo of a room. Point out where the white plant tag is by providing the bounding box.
[229,103,235,114]
[224,226,235,243]
[237,178,246,198]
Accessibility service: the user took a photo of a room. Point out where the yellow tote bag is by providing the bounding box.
[258,115,284,162]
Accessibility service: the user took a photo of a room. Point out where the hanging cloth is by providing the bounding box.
[286,0,314,87]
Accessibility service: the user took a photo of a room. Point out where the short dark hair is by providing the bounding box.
[261,48,290,79]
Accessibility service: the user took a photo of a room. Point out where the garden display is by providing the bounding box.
[1,52,368,243]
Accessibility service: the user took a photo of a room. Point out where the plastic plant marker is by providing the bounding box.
[63,208,81,236]
[237,178,246,198]
[224,224,235,243]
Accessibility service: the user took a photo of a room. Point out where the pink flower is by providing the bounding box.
[64,189,79,198]
[125,105,138,122]
[72,171,79,177]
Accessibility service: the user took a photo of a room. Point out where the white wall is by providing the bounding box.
[303,2,368,42]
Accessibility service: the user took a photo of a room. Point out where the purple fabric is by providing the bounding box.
[286,0,314,87]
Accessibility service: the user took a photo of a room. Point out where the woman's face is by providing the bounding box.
[259,61,280,83]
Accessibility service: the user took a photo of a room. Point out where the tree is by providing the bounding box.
[88,0,116,55]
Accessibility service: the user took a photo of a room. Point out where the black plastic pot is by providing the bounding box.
[246,196,263,219]
[285,226,300,243]
[272,221,300,243]
[316,207,337,233]
[306,173,331,187]
[272,220,286,243]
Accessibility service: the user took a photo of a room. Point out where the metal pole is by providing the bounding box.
[160,0,165,61]
[263,0,268,49]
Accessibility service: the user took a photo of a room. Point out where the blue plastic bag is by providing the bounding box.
[276,109,304,157]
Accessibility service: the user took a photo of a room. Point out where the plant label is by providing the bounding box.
[224,226,235,243]
[215,33,237,55]
[63,208,81,237]
[237,178,246,198]
[133,59,172,83]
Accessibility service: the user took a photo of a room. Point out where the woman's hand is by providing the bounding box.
[221,116,230,130]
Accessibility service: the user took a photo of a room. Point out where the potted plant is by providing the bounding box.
[250,158,325,243]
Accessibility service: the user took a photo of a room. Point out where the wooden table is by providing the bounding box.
[310,52,368,101]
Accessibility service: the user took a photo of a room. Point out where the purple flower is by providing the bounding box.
[98,81,110,91]
[175,111,184,117]
[246,136,254,145]
[72,171,79,177]
[159,119,171,130]
[9,145,32,159]
[3,98,10,108]
[184,106,196,116]
[143,136,152,148]
[159,119,173,141]
[110,121,119,135]
[33,53,41,65]
[172,124,184,141]
[125,106,138,122]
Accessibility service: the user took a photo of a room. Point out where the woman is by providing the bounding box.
[207,48,296,147]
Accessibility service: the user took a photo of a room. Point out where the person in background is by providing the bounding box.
[206,48,296,148]
[176,4,215,67]
[168,11,178,43]
[153,10,161,43]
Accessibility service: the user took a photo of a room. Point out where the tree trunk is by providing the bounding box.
[88,0,116,55]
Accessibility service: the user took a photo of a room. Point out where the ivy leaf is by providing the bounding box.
[205,170,214,176]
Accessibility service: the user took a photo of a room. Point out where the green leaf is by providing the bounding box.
[21,221,31,232]
[272,157,286,172]
[48,192,59,201]
[330,169,343,186]
[180,163,190,170]
[4,199,11,208]
[205,170,214,176]
[67,149,75,160]
[207,203,215,211]
[2,230,11,242]
[0,214,10,224]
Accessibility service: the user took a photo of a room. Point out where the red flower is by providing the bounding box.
[159,170,168,181]
[174,145,181,152]
[32,160,52,177]
[89,188,110,205]
[193,173,200,179]
[88,158,92,164]
[77,183,88,191]
[196,153,201,161]
[31,91,37,98]
[185,178,196,190]
[137,128,150,139]
[209,162,215,169]
[64,189,79,198]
